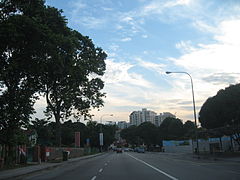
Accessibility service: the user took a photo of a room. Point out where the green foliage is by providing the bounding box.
[120,118,196,147]
[183,120,196,138]
[0,0,46,148]
[0,0,107,167]
[159,117,185,140]
[137,122,159,146]
[29,119,117,148]
[120,125,138,145]
[199,84,240,129]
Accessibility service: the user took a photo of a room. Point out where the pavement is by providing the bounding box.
[0,153,104,180]
[1,152,240,180]
[159,151,240,163]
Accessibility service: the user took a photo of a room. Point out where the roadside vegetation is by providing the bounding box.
[0,0,107,166]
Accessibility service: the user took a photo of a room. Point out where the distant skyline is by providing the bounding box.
[34,0,240,124]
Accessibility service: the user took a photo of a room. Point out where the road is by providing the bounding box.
[20,152,240,180]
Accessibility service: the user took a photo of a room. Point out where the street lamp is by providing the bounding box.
[166,71,199,154]
[99,114,113,152]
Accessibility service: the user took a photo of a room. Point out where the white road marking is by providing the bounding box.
[91,176,97,180]
[99,168,103,173]
[105,163,108,166]
[127,153,178,180]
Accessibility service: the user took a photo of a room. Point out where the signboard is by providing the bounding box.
[75,132,80,148]
[99,133,104,146]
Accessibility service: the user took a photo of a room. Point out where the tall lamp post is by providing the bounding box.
[99,114,113,152]
[166,71,199,154]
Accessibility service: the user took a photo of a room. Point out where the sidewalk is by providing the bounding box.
[192,153,240,163]
[0,153,104,180]
[155,151,240,163]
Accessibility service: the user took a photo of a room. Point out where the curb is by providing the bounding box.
[0,152,105,180]
[192,155,240,163]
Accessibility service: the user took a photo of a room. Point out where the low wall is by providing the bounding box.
[42,147,85,161]
[163,140,193,153]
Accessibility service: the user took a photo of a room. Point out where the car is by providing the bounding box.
[136,147,145,153]
[116,148,123,153]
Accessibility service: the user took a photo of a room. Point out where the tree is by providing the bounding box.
[120,125,138,145]
[86,121,100,148]
[183,120,196,138]
[137,122,159,148]
[0,0,48,165]
[61,120,88,147]
[102,124,117,148]
[199,84,240,128]
[39,9,107,146]
[199,83,240,145]
[159,117,185,140]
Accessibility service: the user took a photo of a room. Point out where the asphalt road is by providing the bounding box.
[21,152,240,180]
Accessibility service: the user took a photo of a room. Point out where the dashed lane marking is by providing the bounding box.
[127,153,178,180]
[99,168,103,173]
[91,176,97,180]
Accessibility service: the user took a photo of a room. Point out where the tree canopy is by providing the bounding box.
[120,118,195,148]
[199,84,240,129]
[159,117,185,140]
[0,0,107,165]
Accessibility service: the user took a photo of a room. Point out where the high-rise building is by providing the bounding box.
[155,112,176,126]
[129,111,142,126]
[130,109,176,126]
[117,121,129,129]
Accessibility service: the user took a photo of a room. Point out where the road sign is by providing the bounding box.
[99,133,103,146]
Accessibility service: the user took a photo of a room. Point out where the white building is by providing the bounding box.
[155,112,176,126]
[117,121,129,129]
[129,111,142,126]
[106,121,116,126]
[130,109,176,127]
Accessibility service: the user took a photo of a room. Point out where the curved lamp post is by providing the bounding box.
[99,114,113,152]
[166,71,199,154]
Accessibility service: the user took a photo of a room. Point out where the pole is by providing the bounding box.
[99,114,113,152]
[166,71,199,155]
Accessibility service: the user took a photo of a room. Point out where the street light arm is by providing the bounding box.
[165,71,196,126]
[166,70,199,154]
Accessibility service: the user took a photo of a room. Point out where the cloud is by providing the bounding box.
[175,40,196,53]
[202,73,240,85]
[165,18,240,120]
[103,59,153,88]
[193,20,217,34]
[172,19,240,74]
[136,58,166,75]
[120,37,132,42]
[77,16,106,29]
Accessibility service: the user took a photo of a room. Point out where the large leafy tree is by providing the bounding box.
[199,84,240,128]
[199,84,240,145]
[38,8,106,146]
[0,0,48,164]
[159,117,185,140]
[37,0,107,147]
[183,120,196,138]
[137,122,159,148]
[120,125,138,145]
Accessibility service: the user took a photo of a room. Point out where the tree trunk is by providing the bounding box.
[54,114,62,147]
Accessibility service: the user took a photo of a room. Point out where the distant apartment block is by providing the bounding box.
[129,108,176,126]
[106,121,116,126]
[117,121,129,129]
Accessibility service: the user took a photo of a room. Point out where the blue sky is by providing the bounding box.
[35,0,240,124]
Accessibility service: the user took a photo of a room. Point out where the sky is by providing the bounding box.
[34,0,240,124]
